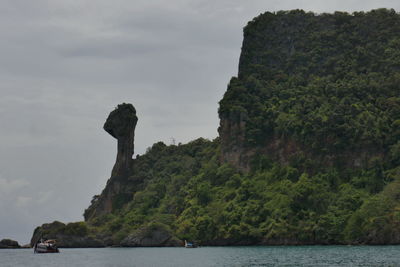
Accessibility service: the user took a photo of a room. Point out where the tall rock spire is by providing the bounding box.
[104,103,138,177]
[84,103,138,221]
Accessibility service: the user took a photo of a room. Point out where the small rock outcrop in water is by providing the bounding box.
[84,103,138,220]
[0,239,20,248]
[30,221,104,248]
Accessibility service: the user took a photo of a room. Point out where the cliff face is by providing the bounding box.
[84,103,138,221]
[218,9,400,171]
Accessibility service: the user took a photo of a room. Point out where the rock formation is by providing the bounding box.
[30,221,104,248]
[31,9,400,247]
[218,109,249,171]
[218,10,393,172]
[104,103,138,177]
[120,225,182,247]
[84,103,138,220]
[0,239,20,249]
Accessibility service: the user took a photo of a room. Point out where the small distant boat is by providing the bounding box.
[184,240,197,248]
[34,239,59,253]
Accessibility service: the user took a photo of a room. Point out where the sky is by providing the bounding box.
[1,0,399,244]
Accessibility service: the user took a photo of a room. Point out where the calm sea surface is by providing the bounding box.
[1,246,400,266]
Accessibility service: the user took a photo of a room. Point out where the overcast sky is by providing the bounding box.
[1,0,399,244]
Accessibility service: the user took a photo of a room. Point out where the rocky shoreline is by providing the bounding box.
[27,220,400,248]
[5,218,398,249]
[0,239,29,249]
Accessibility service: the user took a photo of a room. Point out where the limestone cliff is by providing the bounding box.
[218,9,398,171]
[104,103,138,177]
[120,223,182,247]
[84,103,138,220]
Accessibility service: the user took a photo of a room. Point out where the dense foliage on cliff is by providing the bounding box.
[83,137,400,245]
[219,9,400,158]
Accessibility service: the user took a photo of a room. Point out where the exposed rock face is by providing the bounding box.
[50,235,104,248]
[84,103,138,220]
[104,103,138,177]
[219,114,384,172]
[120,225,182,247]
[0,239,20,248]
[218,112,249,171]
[30,221,105,248]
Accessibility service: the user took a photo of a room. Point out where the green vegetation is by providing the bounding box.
[33,221,90,238]
[220,9,400,155]
[81,9,400,245]
[84,138,400,245]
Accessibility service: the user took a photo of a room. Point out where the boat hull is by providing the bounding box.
[184,240,198,248]
[34,244,59,253]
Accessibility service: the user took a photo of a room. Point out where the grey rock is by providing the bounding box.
[0,239,20,248]
[84,103,138,221]
[53,235,105,248]
[104,103,138,177]
[121,226,182,247]
[30,221,105,248]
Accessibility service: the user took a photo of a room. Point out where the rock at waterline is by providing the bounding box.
[120,225,182,247]
[0,239,21,248]
[30,221,105,248]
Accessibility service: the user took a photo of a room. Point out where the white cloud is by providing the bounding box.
[15,196,33,208]
[0,176,29,194]
[36,191,55,205]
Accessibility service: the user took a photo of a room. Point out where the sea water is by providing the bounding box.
[1,246,399,266]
